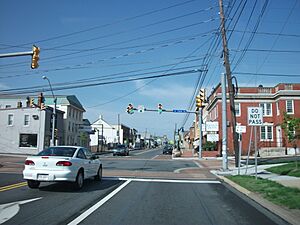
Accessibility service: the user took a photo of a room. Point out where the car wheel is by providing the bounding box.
[27,180,40,189]
[95,166,102,181]
[74,170,84,190]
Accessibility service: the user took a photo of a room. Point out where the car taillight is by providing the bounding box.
[56,161,72,166]
[25,160,35,166]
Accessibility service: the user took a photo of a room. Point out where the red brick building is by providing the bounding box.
[205,83,300,156]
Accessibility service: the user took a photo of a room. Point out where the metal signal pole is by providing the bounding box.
[219,0,239,167]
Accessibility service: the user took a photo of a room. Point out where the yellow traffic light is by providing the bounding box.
[196,95,202,108]
[31,45,40,69]
[30,98,35,107]
[199,89,205,102]
[41,103,46,110]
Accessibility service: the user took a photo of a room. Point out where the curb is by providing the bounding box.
[216,174,300,225]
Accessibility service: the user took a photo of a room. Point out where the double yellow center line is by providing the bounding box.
[0,182,27,192]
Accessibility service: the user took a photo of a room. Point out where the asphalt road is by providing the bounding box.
[0,148,290,225]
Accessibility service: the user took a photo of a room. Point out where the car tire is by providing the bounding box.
[95,166,102,181]
[27,180,40,189]
[74,170,84,190]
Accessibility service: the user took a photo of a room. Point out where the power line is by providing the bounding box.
[1,69,204,95]
[0,0,198,50]
[0,18,218,69]
[233,72,300,77]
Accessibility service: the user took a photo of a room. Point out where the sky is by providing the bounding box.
[0,0,300,139]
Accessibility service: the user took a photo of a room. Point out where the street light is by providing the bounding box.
[42,76,57,146]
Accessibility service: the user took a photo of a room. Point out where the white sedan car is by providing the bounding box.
[23,146,102,189]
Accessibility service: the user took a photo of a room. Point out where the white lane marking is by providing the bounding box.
[194,161,203,168]
[103,177,220,184]
[151,155,160,160]
[134,148,158,155]
[0,197,42,224]
[127,178,220,184]
[174,167,200,174]
[67,180,131,225]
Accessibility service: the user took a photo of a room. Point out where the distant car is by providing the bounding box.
[163,145,173,155]
[23,146,102,189]
[113,145,129,156]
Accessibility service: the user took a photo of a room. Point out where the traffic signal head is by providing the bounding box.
[54,128,58,138]
[41,103,46,110]
[31,45,40,69]
[199,89,205,102]
[30,98,35,107]
[158,103,163,114]
[127,103,134,114]
[196,95,202,108]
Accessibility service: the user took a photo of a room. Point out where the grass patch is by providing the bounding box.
[266,162,300,177]
[228,175,300,209]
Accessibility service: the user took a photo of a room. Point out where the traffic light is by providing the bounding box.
[158,103,163,114]
[31,45,40,69]
[196,95,202,108]
[30,98,35,107]
[199,88,206,102]
[126,103,134,114]
[54,128,58,138]
[41,103,46,110]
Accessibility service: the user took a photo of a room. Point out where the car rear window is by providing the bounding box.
[38,147,77,157]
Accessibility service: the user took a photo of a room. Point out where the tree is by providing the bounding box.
[281,112,300,169]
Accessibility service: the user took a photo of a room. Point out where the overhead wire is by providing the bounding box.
[0,0,198,50]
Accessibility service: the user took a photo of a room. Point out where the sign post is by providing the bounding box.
[236,125,246,175]
[247,107,263,179]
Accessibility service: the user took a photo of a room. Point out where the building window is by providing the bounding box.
[68,108,71,117]
[285,84,293,90]
[19,134,38,148]
[235,103,241,117]
[8,114,14,126]
[68,121,71,131]
[276,102,280,116]
[286,100,294,114]
[260,125,273,141]
[260,103,272,116]
[24,115,30,126]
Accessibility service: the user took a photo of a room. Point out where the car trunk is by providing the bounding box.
[28,156,72,171]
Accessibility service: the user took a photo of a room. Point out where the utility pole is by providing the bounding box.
[219,0,239,167]
[198,109,203,159]
[118,114,120,144]
[221,73,228,170]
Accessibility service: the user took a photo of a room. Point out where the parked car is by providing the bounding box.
[163,145,173,155]
[23,146,102,189]
[113,145,129,156]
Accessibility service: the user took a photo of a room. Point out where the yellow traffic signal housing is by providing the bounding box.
[199,89,206,102]
[31,45,40,69]
[30,98,35,107]
[196,95,202,108]
[41,103,46,110]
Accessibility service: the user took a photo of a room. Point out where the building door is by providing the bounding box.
[276,126,282,147]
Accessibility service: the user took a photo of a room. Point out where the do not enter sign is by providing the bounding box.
[248,107,263,126]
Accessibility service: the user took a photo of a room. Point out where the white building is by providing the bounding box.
[90,115,118,149]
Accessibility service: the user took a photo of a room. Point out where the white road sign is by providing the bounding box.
[207,133,219,142]
[248,107,263,126]
[236,125,246,133]
[205,122,219,132]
